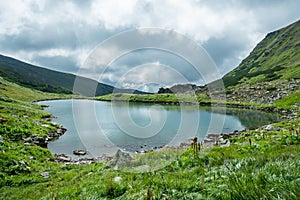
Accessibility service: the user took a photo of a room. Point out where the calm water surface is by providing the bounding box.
[39,99,279,157]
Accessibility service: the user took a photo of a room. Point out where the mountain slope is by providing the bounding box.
[220,19,300,104]
[223,19,300,87]
[0,55,146,96]
[157,19,300,105]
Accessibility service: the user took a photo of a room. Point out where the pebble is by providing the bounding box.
[113,176,122,182]
[41,172,49,178]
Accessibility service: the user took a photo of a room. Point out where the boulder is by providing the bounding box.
[41,172,49,178]
[73,150,87,156]
[221,134,230,140]
[109,149,133,169]
[33,137,48,147]
[207,133,219,138]
[220,139,231,147]
[0,117,7,123]
[113,176,122,182]
[56,155,71,162]
[265,124,275,131]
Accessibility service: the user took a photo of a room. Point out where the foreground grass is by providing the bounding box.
[1,77,299,199]
[0,121,299,199]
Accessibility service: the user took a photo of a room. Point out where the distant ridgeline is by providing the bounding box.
[0,54,146,96]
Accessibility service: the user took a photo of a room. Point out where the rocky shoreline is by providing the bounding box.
[37,98,298,166]
[53,153,112,165]
[23,119,67,148]
[48,120,295,166]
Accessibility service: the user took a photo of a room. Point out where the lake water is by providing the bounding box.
[39,99,279,157]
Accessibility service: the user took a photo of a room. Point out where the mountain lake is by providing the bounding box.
[38,99,279,158]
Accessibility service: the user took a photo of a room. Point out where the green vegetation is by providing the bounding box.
[96,92,297,112]
[222,19,300,87]
[275,89,300,110]
[97,93,208,104]
[0,54,145,96]
[0,115,299,199]
[0,77,74,102]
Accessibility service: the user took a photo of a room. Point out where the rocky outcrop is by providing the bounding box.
[28,124,67,148]
[73,150,87,156]
[158,84,206,94]
[158,79,300,108]
[158,87,173,94]
[226,79,300,104]
[54,153,112,165]
[108,149,134,170]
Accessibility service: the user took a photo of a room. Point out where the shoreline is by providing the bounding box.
[96,98,298,119]
[35,94,299,118]
[36,98,298,165]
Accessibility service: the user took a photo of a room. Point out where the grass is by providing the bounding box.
[0,77,73,102]
[1,76,300,199]
[275,89,300,110]
[0,119,299,199]
[222,20,300,87]
[96,93,208,104]
[96,92,295,114]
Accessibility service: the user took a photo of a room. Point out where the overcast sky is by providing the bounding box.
[0,0,300,92]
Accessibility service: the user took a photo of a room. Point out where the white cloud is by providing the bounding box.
[115,62,187,92]
[90,0,138,29]
[0,0,299,91]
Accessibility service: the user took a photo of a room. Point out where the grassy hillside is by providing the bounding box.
[223,19,300,87]
[0,55,146,96]
[0,77,74,102]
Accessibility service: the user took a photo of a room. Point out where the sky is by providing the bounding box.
[0,0,300,92]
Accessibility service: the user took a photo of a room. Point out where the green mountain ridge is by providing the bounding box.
[223,19,300,87]
[157,19,300,105]
[0,54,146,96]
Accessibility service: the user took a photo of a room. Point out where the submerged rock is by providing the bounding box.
[73,150,87,156]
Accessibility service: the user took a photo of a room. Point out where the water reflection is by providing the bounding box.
[39,100,279,157]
